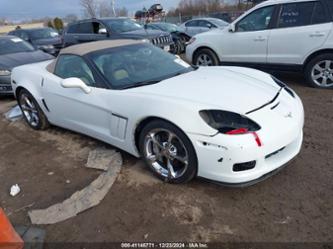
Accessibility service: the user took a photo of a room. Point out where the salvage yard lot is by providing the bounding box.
[0,73,332,243]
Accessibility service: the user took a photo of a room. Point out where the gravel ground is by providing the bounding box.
[0,73,332,246]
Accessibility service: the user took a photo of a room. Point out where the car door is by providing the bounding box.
[184,20,201,36]
[267,0,332,65]
[220,5,276,63]
[42,54,121,143]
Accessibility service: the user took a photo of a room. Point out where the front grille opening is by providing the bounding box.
[265,147,285,159]
[233,161,256,172]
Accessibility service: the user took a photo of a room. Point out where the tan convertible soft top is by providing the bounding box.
[46,39,143,73]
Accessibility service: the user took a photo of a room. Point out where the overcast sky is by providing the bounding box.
[0,0,180,21]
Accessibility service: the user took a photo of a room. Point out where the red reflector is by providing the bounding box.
[226,128,248,135]
[251,132,262,147]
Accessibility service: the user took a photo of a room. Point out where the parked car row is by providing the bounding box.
[0,36,53,95]
[186,0,333,89]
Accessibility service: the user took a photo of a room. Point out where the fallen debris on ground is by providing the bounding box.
[28,149,122,225]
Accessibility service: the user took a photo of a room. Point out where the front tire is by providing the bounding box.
[18,89,49,130]
[194,48,219,66]
[305,53,333,89]
[139,120,197,184]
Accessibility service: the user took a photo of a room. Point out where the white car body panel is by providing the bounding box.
[11,60,304,184]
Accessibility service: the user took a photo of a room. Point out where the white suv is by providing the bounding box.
[186,0,333,89]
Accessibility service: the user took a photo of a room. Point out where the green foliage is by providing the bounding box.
[47,20,54,28]
[53,17,64,31]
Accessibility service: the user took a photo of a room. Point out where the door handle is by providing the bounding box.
[254,37,266,42]
[310,32,325,37]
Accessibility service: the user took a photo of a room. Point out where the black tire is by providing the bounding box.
[139,120,197,184]
[304,53,333,89]
[194,48,219,66]
[17,89,49,130]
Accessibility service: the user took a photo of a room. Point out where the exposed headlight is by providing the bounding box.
[199,110,261,134]
[271,76,295,98]
[0,69,11,76]
[186,37,196,46]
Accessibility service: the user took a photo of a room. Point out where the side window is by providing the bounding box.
[77,22,93,34]
[185,20,199,27]
[67,24,79,34]
[278,2,315,28]
[236,6,274,32]
[198,20,216,28]
[92,22,107,34]
[311,2,328,25]
[54,55,96,86]
[328,1,333,16]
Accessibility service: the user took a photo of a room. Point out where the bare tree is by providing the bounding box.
[99,1,114,17]
[116,7,129,17]
[80,0,98,18]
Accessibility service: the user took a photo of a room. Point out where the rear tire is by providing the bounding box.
[139,120,197,184]
[18,89,49,130]
[305,53,333,89]
[194,48,219,66]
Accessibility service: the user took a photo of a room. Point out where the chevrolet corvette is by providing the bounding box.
[11,40,304,186]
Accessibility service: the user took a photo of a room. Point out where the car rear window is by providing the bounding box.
[278,2,314,28]
[327,1,333,18]
[311,2,328,25]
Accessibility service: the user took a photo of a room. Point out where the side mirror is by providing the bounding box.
[61,78,91,94]
[228,24,236,33]
[98,28,107,35]
[207,24,213,29]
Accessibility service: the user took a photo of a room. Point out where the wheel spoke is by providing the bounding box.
[325,60,331,69]
[313,74,322,80]
[314,64,324,72]
[170,154,188,165]
[322,77,328,85]
[148,133,163,149]
[167,159,177,179]
[147,154,157,162]
[167,132,175,143]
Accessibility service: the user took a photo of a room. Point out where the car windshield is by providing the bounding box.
[29,28,59,40]
[155,23,179,32]
[0,37,35,55]
[103,19,143,33]
[89,43,194,89]
[210,19,229,27]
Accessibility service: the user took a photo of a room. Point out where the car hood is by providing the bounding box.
[129,67,280,114]
[122,29,170,39]
[0,50,54,70]
[32,37,62,46]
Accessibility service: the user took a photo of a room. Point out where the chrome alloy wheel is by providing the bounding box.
[19,93,39,127]
[311,60,333,87]
[143,128,189,180]
[196,54,213,66]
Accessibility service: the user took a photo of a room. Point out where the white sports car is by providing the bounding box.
[11,40,304,186]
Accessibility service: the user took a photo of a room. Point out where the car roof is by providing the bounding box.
[71,17,129,24]
[187,17,222,22]
[12,27,53,32]
[46,39,143,73]
[257,0,317,7]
